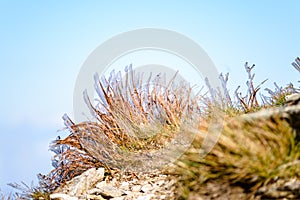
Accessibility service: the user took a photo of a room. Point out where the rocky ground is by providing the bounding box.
[50,168,177,200]
[49,167,300,200]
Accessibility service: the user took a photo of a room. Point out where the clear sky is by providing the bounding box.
[1,1,300,194]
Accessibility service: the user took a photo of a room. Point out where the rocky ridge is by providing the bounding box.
[50,168,176,200]
[50,94,300,200]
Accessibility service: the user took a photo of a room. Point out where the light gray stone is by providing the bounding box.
[110,197,126,200]
[85,194,105,200]
[131,185,142,192]
[285,93,300,105]
[97,185,124,198]
[54,168,105,196]
[50,193,78,200]
[119,182,129,190]
[136,194,154,200]
[141,184,152,193]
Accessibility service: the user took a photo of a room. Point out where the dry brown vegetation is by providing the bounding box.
[38,66,204,192]
[4,58,300,199]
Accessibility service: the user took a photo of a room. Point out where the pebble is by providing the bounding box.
[50,193,78,200]
[85,194,105,200]
[120,182,129,190]
[97,185,124,198]
[131,185,142,192]
[110,197,126,200]
[136,194,154,200]
[141,184,153,193]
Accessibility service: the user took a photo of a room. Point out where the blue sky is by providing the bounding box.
[1,1,300,194]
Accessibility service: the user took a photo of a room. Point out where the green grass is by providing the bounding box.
[174,116,300,198]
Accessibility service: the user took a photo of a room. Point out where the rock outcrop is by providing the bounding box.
[50,168,176,200]
[50,94,300,200]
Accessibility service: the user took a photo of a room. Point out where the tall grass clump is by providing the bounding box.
[173,58,300,199]
[262,57,300,106]
[38,65,205,191]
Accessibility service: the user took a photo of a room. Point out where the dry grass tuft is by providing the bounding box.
[234,62,268,113]
[175,115,300,198]
[38,65,204,191]
[5,182,50,200]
